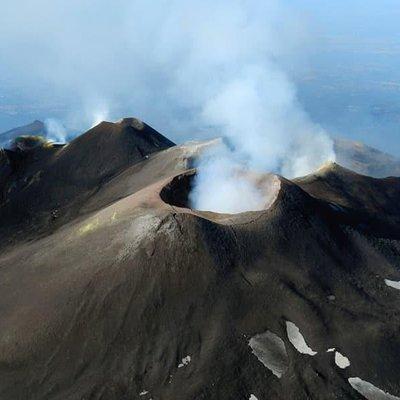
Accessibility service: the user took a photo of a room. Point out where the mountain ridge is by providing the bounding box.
[3,120,400,178]
[0,119,399,399]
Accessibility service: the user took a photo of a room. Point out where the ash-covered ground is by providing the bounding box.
[0,119,400,400]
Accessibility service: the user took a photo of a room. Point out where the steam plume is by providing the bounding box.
[189,144,266,214]
[44,119,67,143]
[0,0,335,212]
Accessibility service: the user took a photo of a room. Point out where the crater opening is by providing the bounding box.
[160,170,281,215]
[160,171,195,209]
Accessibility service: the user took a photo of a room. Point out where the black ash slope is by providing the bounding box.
[0,121,399,400]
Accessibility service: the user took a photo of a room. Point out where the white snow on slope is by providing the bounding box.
[249,330,288,378]
[178,355,191,368]
[385,279,400,290]
[286,321,317,356]
[327,348,335,352]
[335,351,350,369]
[349,377,400,400]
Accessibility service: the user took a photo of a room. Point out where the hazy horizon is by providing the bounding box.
[1,0,400,156]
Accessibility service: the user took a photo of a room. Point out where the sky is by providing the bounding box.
[292,0,400,154]
[0,0,400,155]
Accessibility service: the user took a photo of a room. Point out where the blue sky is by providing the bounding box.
[1,0,400,155]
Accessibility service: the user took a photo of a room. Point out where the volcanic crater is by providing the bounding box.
[1,119,400,400]
[160,168,282,221]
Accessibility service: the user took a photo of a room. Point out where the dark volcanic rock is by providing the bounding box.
[0,124,399,400]
[0,118,175,246]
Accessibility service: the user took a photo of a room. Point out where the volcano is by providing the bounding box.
[0,120,46,148]
[0,119,400,400]
[334,137,400,178]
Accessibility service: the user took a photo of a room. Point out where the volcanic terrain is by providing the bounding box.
[0,118,400,400]
[0,120,46,148]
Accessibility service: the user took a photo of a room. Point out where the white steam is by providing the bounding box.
[91,109,110,128]
[44,118,67,143]
[182,6,336,213]
[0,0,335,213]
[189,145,266,214]
[193,63,335,208]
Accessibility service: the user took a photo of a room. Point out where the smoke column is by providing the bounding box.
[190,62,335,213]
[44,119,67,143]
[0,0,335,212]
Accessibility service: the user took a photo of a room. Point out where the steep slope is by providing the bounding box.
[334,137,400,178]
[0,118,175,247]
[294,162,400,238]
[0,125,400,400]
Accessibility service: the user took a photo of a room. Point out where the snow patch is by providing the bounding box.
[249,395,258,400]
[327,348,336,352]
[286,321,317,356]
[139,390,149,396]
[349,377,400,400]
[385,279,400,290]
[178,355,191,368]
[249,330,288,378]
[335,351,350,369]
